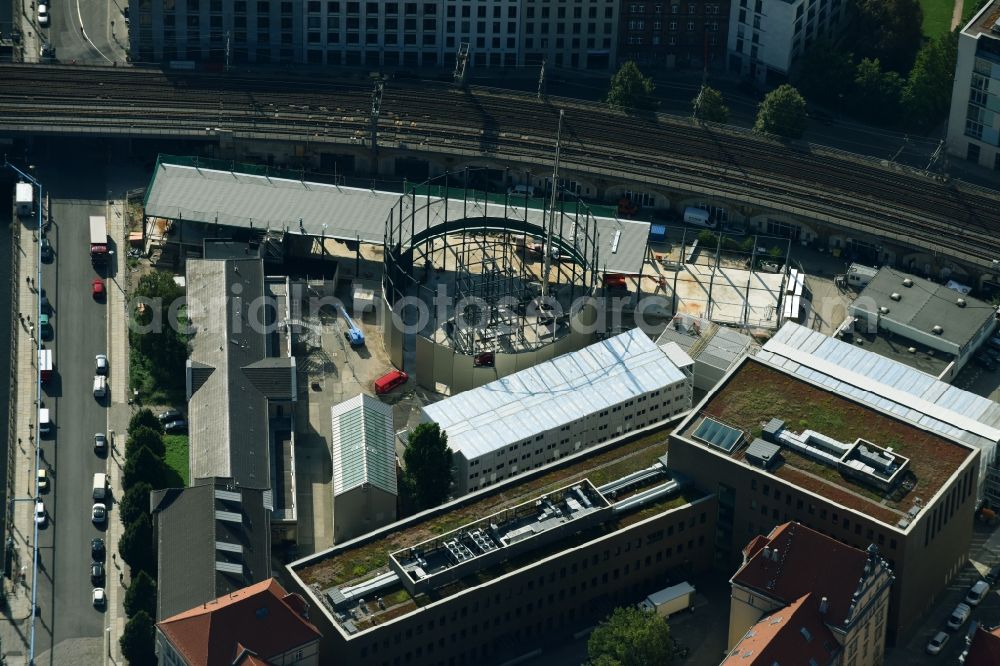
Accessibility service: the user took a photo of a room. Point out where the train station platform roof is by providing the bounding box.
[143,161,649,274]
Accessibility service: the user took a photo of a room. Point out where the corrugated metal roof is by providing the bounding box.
[330,395,397,497]
[145,163,647,273]
[422,329,689,460]
[759,323,1000,481]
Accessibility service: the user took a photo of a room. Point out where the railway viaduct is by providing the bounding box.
[3,64,1000,287]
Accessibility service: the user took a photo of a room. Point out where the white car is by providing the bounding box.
[95,354,109,375]
[37,3,49,26]
[94,433,106,453]
[965,580,990,606]
[36,469,48,493]
[946,602,971,631]
[35,500,45,526]
[926,631,949,655]
[92,587,105,608]
[91,503,106,524]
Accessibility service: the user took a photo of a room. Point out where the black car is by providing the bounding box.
[40,238,53,263]
[158,409,183,423]
[975,354,997,372]
[91,562,105,585]
[986,564,1000,586]
[164,419,188,433]
[91,537,105,561]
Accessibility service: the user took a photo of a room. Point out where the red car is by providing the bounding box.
[373,369,408,395]
[91,278,105,299]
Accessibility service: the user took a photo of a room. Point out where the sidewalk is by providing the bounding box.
[104,199,130,666]
[0,198,43,665]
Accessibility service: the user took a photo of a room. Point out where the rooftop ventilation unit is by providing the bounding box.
[890,292,901,301]
[932,325,943,335]
[957,298,967,307]
[992,18,1000,34]
[902,278,914,287]
[879,306,890,314]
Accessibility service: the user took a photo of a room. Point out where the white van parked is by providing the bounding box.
[39,408,52,436]
[93,375,107,398]
[683,207,716,229]
[508,184,536,198]
[92,473,107,500]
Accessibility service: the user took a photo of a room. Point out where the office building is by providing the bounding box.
[726,0,849,86]
[668,354,980,638]
[724,522,894,666]
[130,0,620,71]
[421,328,693,496]
[946,0,1000,170]
[156,578,322,665]
[618,0,729,70]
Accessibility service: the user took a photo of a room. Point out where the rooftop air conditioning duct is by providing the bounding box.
[932,325,943,335]
[957,298,967,307]
[903,278,914,287]
[879,306,890,314]
[908,347,916,353]
[890,293,901,301]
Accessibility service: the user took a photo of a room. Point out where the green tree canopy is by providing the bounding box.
[850,58,904,124]
[903,33,959,130]
[128,408,163,435]
[129,271,188,396]
[120,610,156,666]
[587,606,675,666]
[124,570,158,619]
[606,61,658,112]
[753,84,808,139]
[850,0,923,73]
[792,39,855,107]
[402,423,453,511]
[125,426,166,461]
[119,481,153,527]
[692,85,730,123]
[123,445,167,491]
[119,513,156,577]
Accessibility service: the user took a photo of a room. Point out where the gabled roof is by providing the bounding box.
[330,394,397,497]
[731,522,889,629]
[157,578,321,666]
[722,593,840,666]
[964,625,1000,665]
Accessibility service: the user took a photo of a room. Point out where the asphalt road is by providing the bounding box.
[40,0,124,64]
[32,153,110,662]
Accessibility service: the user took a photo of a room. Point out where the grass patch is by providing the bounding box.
[919,0,956,37]
[163,434,189,487]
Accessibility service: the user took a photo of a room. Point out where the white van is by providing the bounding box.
[92,473,107,500]
[93,375,107,398]
[39,408,51,436]
[508,184,535,198]
[683,207,716,229]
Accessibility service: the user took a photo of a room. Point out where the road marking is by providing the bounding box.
[75,0,113,63]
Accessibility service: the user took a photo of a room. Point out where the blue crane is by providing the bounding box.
[339,305,365,347]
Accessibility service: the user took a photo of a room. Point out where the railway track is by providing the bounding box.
[2,64,999,266]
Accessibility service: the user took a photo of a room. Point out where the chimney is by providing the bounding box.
[763,546,771,561]
[771,548,780,562]
[819,597,828,615]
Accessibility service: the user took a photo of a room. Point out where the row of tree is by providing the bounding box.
[117,409,173,666]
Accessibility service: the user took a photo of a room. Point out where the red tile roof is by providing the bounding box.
[742,535,769,561]
[731,522,873,629]
[964,626,1000,666]
[158,578,321,666]
[722,593,840,666]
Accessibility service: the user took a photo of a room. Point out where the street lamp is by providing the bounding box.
[321,223,328,257]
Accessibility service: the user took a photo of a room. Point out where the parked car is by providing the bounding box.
[91,537,105,561]
[37,468,48,493]
[91,503,106,525]
[946,602,972,631]
[95,354,108,375]
[974,354,997,372]
[926,631,949,655]
[94,433,106,453]
[92,587,105,609]
[91,278,105,300]
[158,409,183,423]
[966,580,990,606]
[40,237,53,262]
[35,500,46,526]
[164,419,187,433]
[37,3,49,26]
[91,562,105,585]
[986,564,1000,586]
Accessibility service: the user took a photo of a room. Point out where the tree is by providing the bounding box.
[128,408,163,435]
[587,606,675,666]
[125,426,166,460]
[124,570,157,619]
[119,610,156,666]
[606,61,658,112]
[753,84,808,139]
[123,445,167,491]
[850,0,923,73]
[792,39,855,107]
[119,513,156,576]
[903,33,959,130]
[402,423,453,511]
[692,85,729,123]
[130,270,188,396]
[119,481,153,527]
[851,58,904,124]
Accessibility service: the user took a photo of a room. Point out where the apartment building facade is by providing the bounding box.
[618,0,729,70]
[726,0,848,86]
[946,0,1000,171]
[130,0,620,70]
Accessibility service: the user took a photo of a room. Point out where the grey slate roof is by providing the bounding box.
[854,267,995,350]
[329,394,397,498]
[152,482,271,621]
[145,163,649,274]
